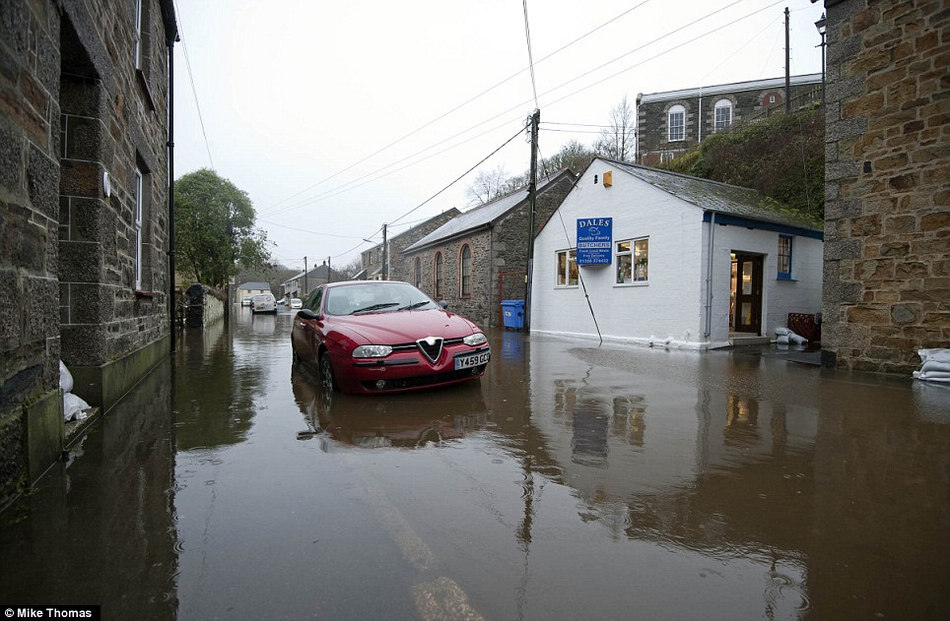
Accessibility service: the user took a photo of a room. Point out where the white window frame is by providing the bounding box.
[714,99,732,133]
[134,168,144,290]
[555,249,578,288]
[134,0,143,69]
[668,105,685,142]
[615,237,649,285]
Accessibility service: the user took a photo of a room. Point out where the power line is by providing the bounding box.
[260,1,655,216]
[173,0,214,171]
[522,0,539,108]
[388,125,526,228]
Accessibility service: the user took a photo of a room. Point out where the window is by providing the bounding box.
[134,0,142,68]
[134,167,144,290]
[413,257,422,288]
[434,252,444,297]
[616,237,649,284]
[668,105,685,141]
[459,244,472,297]
[556,249,578,287]
[777,235,793,280]
[714,99,732,132]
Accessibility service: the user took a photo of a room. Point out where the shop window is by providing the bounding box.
[616,237,649,284]
[556,249,578,287]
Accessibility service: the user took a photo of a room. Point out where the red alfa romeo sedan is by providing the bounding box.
[291,280,491,394]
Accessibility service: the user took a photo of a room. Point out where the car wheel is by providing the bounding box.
[319,351,337,393]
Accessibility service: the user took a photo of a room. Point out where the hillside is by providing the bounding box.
[659,107,825,222]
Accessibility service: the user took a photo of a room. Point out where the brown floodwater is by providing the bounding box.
[1,307,948,620]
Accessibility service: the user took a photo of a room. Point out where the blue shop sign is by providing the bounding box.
[576,217,612,265]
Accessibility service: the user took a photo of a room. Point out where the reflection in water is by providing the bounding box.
[0,363,178,620]
[290,363,489,449]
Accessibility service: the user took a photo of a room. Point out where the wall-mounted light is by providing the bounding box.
[102,171,112,197]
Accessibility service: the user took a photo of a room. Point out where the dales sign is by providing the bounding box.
[576,217,612,265]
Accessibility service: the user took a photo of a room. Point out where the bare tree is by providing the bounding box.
[594,96,637,162]
[466,165,510,207]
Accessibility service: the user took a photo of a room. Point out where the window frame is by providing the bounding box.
[433,252,444,298]
[134,167,144,290]
[714,99,732,133]
[615,236,649,285]
[555,248,578,287]
[777,235,793,280]
[668,105,685,142]
[459,244,472,297]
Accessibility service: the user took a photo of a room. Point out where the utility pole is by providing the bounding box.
[784,6,791,113]
[327,256,332,283]
[303,256,308,296]
[524,109,540,333]
[381,223,388,280]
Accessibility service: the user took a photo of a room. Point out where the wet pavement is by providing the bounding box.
[1,307,949,620]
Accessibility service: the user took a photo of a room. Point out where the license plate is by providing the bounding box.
[454,350,490,370]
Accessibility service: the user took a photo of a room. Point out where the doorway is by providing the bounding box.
[730,253,763,334]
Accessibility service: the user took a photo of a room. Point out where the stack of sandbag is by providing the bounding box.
[774,326,808,346]
[913,349,950,383]
[60,361,90,422]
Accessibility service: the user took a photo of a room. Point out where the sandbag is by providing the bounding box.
[64,392,89,422]
[59,361,74,393]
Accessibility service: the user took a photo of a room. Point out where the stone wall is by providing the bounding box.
[638,79,822,166]
[821,0,949,373]
[0,0,175,507]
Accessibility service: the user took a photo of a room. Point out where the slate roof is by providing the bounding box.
[638,73,822,104]
[606,159,822,231]
[404,170,575,253]
[237,282,270,291]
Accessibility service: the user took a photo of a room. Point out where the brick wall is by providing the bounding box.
[821,0,949,373]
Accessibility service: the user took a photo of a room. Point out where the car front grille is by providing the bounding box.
[359,365,486,391]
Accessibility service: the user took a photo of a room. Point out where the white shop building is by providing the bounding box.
[529,159,823,349]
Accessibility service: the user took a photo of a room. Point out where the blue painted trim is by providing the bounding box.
[702,212,823,240]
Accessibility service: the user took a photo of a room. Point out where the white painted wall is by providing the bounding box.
[532,162,823,348]
[532,164,706,348]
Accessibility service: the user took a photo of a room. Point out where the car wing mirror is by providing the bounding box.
[438,300,448,309]
[297,308,319,320]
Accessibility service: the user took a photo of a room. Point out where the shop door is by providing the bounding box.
[731,253,763,334]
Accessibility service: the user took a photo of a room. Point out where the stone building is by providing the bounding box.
[401,170,576,328]
[360,209,461,280]
[636,74,823,166]
[817,0,948,373]
[0,0,177,506]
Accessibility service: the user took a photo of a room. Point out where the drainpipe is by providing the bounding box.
[704,211,716,339]
[167,35,177,354]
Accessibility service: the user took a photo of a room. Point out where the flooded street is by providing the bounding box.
[2,308,949,620]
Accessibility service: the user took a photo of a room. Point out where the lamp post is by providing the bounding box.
[815,12,826,105]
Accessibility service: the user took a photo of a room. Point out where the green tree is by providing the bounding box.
[175,168,271,289]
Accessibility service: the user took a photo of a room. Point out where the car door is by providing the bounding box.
[292,286,324,362]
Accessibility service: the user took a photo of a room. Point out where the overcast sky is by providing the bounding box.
[172,0,826,272]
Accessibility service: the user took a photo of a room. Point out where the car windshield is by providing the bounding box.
[324,282,438,316]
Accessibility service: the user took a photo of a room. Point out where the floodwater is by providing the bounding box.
[2,308,949,620]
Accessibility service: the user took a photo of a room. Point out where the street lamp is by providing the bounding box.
[815,13,826,105]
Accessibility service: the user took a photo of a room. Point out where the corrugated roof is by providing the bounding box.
[606,159,821,231]
[638,73,822,104]
[404,170,574,253]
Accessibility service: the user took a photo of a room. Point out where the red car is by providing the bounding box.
[291,280,491,394]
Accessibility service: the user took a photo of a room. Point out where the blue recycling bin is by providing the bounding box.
[501,300,525,330]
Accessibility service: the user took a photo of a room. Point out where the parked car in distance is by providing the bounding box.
[290,298,302,309]
[291,280,490,394]
[250,293,277,314]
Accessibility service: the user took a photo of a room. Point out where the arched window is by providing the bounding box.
[714,99,732,132]
[668,104,685,141]
[459,244,472,297]
[433,252,444,298]
[413,257,422,288]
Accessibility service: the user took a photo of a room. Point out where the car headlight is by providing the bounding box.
[352,345,393,358]
[463,332,487,347]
